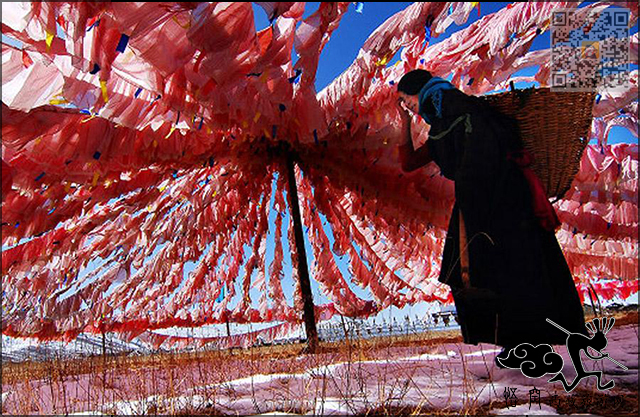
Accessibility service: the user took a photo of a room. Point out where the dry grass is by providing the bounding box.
[2,327,465,415]
[1,329,463,386]
[466,389,639,417]
[606,309,638,326]
[545,388,638,417]
[2,310,636,416]
[356,404,493,416]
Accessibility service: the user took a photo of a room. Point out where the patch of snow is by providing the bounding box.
[3,323,636,416]
[305,361,347,377]
[465,348,502,357]
[401,349,459,361]
[108,394,164,415]
[315,396,369,415]
[216,373,303,388]
[89,393,211,416]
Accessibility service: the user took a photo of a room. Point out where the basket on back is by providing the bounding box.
[481,87,595,199]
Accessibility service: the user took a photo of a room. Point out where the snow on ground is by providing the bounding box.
[48,323,637,416]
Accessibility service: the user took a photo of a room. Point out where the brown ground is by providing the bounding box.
[1,329,463,386]
[168,390,640,417]
[2,309,637,416]
[6,309,636,386]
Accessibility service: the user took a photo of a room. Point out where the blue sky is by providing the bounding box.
[252,2,637,143]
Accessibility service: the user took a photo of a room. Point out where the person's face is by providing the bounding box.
[397,92,419,114]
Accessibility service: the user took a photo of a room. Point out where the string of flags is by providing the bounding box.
[0,1,636,341]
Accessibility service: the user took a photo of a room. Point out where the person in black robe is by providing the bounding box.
[396,70,586,359]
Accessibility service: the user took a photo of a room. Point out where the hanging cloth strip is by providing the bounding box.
[2,159,13,200]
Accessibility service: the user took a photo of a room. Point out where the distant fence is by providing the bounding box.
[2,312,460,361]
[313,312,459,344]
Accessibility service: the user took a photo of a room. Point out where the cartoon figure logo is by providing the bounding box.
[497,317,628,392]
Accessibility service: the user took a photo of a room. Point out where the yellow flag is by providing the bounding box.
[92,171,100,187]
[165,125,176,139]
[45,31,54,51]
[49,97,69,105]
[100,80,109,103]
[375,54,390,67]
[81,114,97,123]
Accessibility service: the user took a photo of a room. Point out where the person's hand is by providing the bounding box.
[397,98,412,125]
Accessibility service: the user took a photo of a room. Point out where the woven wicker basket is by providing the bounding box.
[481,87,595,199]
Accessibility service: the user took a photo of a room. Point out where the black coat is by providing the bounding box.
[423,88,586,347]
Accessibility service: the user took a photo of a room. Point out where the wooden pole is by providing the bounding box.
[285,150,319,353]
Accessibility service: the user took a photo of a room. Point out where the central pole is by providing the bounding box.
[284,150,319,354]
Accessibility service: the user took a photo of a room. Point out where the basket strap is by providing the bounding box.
[428,113,472,141]
[459,210,471,289]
